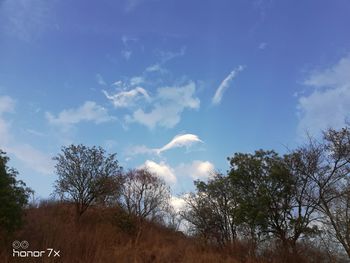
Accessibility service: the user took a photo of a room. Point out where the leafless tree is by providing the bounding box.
[121,168,170,220]
[181,174,237,247]
[292,127,350,258]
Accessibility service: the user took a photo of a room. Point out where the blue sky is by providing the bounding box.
[1,0,350,206]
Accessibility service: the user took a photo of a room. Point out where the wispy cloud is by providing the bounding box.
[26,129,46,137]
[0,95,15,145]
[46,101,115,129]
[121,50,132,61]
[130,76,145,86]
[0,95,54,175]
[258,42,267,50]
[124,0,144,12]
[157,46,186,63]
[103,87,150,108]
[6,144,54,175]
[120,35,138,60]
[96,74,106,86]
[145,64,167,74]
[0,95,15,115]
[143,47,185,75]
[0,0,56,42]
[212,66,245,105]
[297,54,350,137]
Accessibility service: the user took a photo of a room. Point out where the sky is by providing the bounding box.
[0,0,350,208]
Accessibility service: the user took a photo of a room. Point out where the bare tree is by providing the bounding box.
[121,168,170,220]
[181,174,237,247]
[292,127,350,258]
[53,144,122,218]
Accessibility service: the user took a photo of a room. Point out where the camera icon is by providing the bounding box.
[12,240,29,249]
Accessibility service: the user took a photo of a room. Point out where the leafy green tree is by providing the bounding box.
[228,150,318,251]
[53,144,122,218]
[0,150,31,234]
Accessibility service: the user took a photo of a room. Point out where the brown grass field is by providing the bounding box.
[0,202,333,263]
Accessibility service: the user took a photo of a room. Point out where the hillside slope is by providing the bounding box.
[0,202,333,263]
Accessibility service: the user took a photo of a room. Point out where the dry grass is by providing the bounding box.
[0,202,331,263]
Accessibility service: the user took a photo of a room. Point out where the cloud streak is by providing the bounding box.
[212,66,245,105]
[156,134,203,154]
[127,133,204,156]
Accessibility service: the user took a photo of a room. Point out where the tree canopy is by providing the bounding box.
[0,150,31,234]
[53,144,123,217]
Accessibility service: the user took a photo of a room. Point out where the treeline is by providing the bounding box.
[183,126,350,261]
[1,126,349,262]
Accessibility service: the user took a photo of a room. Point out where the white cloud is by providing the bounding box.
[145,64,166,73]
[6,144,54,175]
[297,54,350,136]
[46,101,115,128]
[157,134,203,154]
[176,160,214,180]
[142,160,177,184]
[103,87,150,108]
[158,46,186,63]
[126,82,200,129]
[212,66,245,105]
[0,95,15,115]
[303,55,350,88]
[126,133,203,157]
[170,195,187,212]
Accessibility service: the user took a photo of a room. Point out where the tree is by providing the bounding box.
[182,174,238,246]
[121,168,170,220]
[53,144,122,218]
[0,150,31,234]
[291,127,350,258]
[228,150,318,251]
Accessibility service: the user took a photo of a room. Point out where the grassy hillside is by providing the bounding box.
[0,202,336,263]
